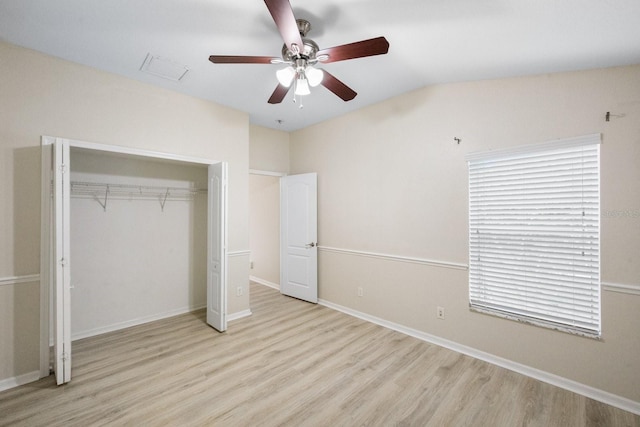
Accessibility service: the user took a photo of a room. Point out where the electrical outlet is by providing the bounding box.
[357,287,364,297]
[437,306,445,320]
[237,286,243,297]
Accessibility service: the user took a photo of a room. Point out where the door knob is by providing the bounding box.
[305,242,316,248]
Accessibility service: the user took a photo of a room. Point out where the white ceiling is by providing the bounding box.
[1,0,639,131]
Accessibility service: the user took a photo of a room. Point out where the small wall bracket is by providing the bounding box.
[606,111,626,122]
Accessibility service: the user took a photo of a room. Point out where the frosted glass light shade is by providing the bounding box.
[294,77,310,95]
[306,67,324,87]
[276,67,295,87]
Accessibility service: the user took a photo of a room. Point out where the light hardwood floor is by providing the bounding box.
[1,282,638,426]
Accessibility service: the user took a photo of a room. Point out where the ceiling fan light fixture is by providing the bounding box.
[276,66,296,87]
[306,66,324,87]
[294,76,310,96]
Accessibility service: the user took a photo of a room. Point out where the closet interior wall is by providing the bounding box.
[69,148,208,340]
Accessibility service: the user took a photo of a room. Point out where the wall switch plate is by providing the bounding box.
[437,306,445,320]
[237,286,243,297]
[357,287,363,297]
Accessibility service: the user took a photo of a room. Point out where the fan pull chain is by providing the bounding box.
[293,78,297,105]
[292,78,304,109]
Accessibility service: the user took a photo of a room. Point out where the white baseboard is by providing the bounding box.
[0,370,41,392]
[249,276,279,290]
[318,298,640,416]
[228,309,252,322]
[71,304,206,341]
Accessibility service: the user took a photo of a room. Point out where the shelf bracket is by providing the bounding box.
[159,188,170,212]
[95,185,109,212]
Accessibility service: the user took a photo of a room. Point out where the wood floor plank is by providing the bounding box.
[0,282,638,426]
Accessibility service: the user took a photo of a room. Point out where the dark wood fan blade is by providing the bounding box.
[321,71,357,101]
[264,0,304,52]
[317,37,389,64]
[209,55,276,64]
[268,84,291,104]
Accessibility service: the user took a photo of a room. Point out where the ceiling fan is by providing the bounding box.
[208,0,390,105]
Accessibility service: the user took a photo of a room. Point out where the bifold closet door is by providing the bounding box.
[207,162,228,332]
[53,139,72,385]
[45,137,229,383]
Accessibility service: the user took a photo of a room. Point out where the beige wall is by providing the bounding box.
[290,65,640,402]
[0,41,250,383]
[249,124,290,172]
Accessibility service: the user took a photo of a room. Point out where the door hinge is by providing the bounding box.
[61,351,69,362]
[59,163,67,174]
[60,257,67,266]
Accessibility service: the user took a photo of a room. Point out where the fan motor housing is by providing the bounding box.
[281,19,319,61]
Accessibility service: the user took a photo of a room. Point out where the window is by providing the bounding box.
[467,134,601,337]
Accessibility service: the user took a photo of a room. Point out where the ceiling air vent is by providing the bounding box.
[140,53,189,82]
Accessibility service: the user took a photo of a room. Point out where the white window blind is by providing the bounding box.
[467,134,601,337]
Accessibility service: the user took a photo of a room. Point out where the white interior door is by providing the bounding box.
[207,162,228,331]
[280,173,318,303]
[53,139,72,385]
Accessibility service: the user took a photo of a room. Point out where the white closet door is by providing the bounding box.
[53,139,72,385]
[206,162,228,331]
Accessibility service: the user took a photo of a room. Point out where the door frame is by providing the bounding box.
[248,169,287,290]
[248,170,318,303]
[40,136,228,380]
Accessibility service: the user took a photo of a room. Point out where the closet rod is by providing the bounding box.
[70,181,206,194]
[70,181,206,211]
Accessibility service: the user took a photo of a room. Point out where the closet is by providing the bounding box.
[41,137,227,385]
[69,148,208,339]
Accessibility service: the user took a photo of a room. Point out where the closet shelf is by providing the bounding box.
[70,181,206,211]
